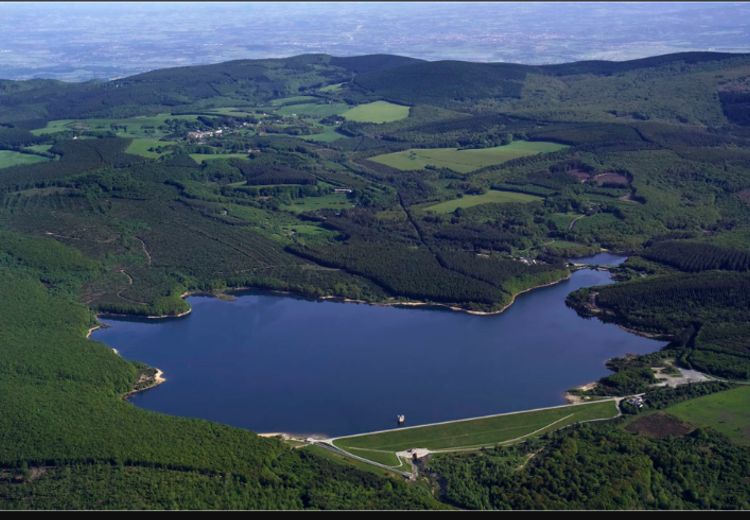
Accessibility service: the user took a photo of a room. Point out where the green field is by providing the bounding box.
[342,101,410,123]
[189,152,250,163]
[0,150,50,169]
[23,144,54,154]
[542,239,599,257]
[420,190,543,213]
[270,95,319,107]
[276,102,350,118]
[300,125,347,142]
[332,400,618,466]
[319,82,344,93]
[126,138,177,158]
[31,114,200,139]
[369,140,568,173]
[666,386,750,445]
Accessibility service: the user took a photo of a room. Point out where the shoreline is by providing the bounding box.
[84,257,660,441]
[122,368,166,400]
[101,268,576,322]
[85,259,632,409]
[86,323,167,399]
[581,293,672,342]
[563,382,600,404]
[89,248,626,323]
[85,324,101,339]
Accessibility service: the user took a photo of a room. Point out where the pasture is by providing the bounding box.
[276,102,350,118]
[31,113,200,139]
[204,106,258,117]
[189,152,250,164]
[342,101,410,123]
[0,150,50,169]
[319,82,344,93]
[24,144,54,154]
[126,138,177,158]
[369,140,567,173]
[331,400,618,467]
[420,190,543,213]
[666,386,750,446]
[300,125,347,142]
[270,95,320,107]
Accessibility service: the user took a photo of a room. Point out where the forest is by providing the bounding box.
[1,51,750,509]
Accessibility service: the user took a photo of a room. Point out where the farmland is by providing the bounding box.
[0,150,50,169]
[189,152,250,163]
[368,141,567,173]
[420,190,543,213]
[342,101,410,123]
[276,102,349,118]
[30,114,201,139]
[125,138,177,158]
[300,125,346,142]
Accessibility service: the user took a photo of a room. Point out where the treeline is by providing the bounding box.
[0,55,348,121]
[0,127,45,149]
[567,272,750,380]
[352,60,527,106]
[432,225,520,252]
[0,454,441,510]
[687,322,750,380]
[642,240,750,272]
[570,271,750,334]
[641,381,735,410]
[525,122,647,148]
[719,90,750,126]
[428,423,750,510]
[436,249,566,293]
[289,238,506,307]
[0,138,140,191]
[0,247,438,510]
[231,160,317,185]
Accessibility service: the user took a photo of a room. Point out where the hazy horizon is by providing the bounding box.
[1,1,750,81]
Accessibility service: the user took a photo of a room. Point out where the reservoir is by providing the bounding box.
[92,253,664,437]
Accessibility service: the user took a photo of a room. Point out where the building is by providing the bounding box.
[625,396,645,409]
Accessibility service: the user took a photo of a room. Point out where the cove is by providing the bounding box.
[92,253,664,437]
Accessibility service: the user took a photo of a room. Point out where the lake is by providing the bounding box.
[92,253,663,437]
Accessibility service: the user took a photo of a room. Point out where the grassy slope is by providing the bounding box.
[420,190,543,213]
[342,101,410,123]
[276,102,349,118]
[369,141,567,173]
[333,400,618,466]
[125,138,176,158]
[666,386,750,446]
[189,153,250,163]
[30,114,199,138]
[0,151,49,169]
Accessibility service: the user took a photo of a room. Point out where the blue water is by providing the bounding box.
[92,253,663,437]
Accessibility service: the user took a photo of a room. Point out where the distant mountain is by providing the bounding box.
[1,51,749,125]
